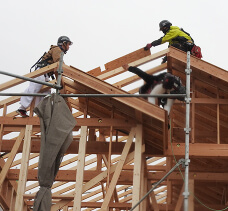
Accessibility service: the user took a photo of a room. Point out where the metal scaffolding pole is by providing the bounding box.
[0,70,61,90]
[0,93,186,98]
[56,51,64,94]
[184,51,192,211]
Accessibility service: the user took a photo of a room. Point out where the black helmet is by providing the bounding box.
[159,20,172,31]
[57,36,73,46]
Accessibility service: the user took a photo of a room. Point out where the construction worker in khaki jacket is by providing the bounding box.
[144,20,202,63]
[17,36,73,117]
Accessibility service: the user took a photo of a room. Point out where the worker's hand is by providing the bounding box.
[122,64,129,70]
[144,43,152,50]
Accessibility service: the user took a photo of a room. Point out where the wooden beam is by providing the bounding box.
[4,169,222,183]
[217,89,220,144]
[0,104,7,152]
[191,78,196,143]
[188,179,194,211]
[73,126,88,211]
[104,48,151,72]
[50,148,142,210]
[0,63,58,92]
[100,127,135,210]
[99,49,168,80]
[62,65,166,122]
[166,157,172,210]
[14,125,32,211]
[0,128,25,191]
[174,184,184,211]
[191,98,228,104]
[0,117,137,127]
[168,47,228,82]
[14,166,228,182]
[132,124,143,211]
[140,159,146,211]
[166,143,228,157]
[147,182,159,211]
[0,139,138,154]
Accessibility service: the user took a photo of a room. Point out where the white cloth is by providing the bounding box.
[148,83,174,115]
[19,74,51,110]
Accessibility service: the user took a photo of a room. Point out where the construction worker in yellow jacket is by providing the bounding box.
[17,36,73,117]
[144,20,196,63]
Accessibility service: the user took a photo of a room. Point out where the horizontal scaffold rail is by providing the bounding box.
[0,93,186,98]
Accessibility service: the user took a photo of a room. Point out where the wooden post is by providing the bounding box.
[72,126,88,211]
[132,124,143,211]
[10,188,17,211]
[166,157,172,211]
[140,158,147,211]
[14,125,33,211]
[107,108,114,191]
[147,182,159,211]
[0,104,7,152]
[217,88,220,144]
[175,183,184,211]
[191,78,195,143]
[188,179,194,211]
[0,128,25,191]
[100,127,136,210]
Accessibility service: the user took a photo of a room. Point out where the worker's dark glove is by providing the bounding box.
[160,98,167,108]
[161,56,167,64]
[47,71,55,80]
[128,66,136,73]
[144,43,152,50]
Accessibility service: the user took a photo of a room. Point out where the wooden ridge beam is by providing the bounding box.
[98,49,168,80]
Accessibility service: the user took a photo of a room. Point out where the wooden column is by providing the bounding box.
[175,183,184,211]
[217,88,220,144]
[0,128,25,191]
[107,108,114,190]
[14,125,33,211]
[147,181,159,211]
[0,104,7,152]
[9,185,17,211]
[166,157,172,211]
[140,158,147,210]
[132,124,143,211]
[72,126,88,211]
[188,179,194,211]
[191,78,195,143]
[100,127,136,210]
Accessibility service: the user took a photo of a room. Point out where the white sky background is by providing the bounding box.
[0,0,227,203]
[0,0,227,92]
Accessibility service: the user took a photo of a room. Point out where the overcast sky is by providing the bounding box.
[0,0,227,89]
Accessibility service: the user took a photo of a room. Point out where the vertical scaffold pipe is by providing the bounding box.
[184,51,191,211]
[56,51,64,94]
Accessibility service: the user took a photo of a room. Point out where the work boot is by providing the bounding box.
[16,109,28,118]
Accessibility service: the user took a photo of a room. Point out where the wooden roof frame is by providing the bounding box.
[0,47,228,210]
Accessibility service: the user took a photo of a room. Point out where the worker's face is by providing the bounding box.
[161,27,169,34]
[63,42,71,52]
